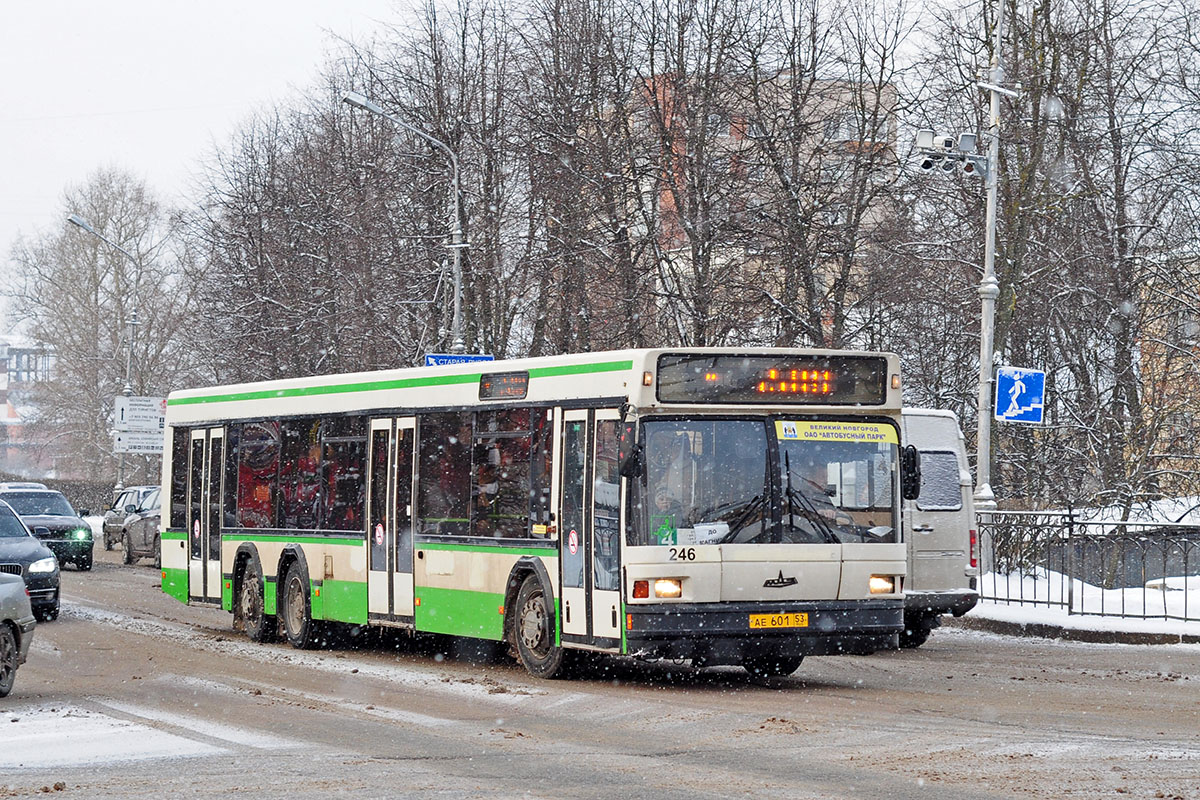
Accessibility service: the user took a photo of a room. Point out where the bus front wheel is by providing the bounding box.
[512,576,565,679]
[743,653,803,680]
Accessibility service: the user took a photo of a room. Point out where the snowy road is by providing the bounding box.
[2,547,1198,799]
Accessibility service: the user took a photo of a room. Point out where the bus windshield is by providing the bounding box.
[631,418,899,546]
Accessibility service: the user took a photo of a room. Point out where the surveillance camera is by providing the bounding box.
[962,160,977,175]
[938,135,956,150]
[915,129,935,150]
[957,133,978,153]
[940,157,957,173]
[919,157,936,171]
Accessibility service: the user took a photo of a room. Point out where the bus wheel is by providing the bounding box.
[240,556,275,643]
[743,653,803,680]
[512,576,565,678]
[282,562,317,649]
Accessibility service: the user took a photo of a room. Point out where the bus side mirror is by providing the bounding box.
[618,422,644,478]
[901,444,921,500]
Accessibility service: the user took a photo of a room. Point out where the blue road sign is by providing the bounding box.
[994,366,1045,424]
[424,353,495,367]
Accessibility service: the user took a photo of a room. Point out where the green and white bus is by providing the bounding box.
[160,348,919,678]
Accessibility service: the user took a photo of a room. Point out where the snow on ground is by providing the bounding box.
[1,704,224,769]
[977,569,1200,636]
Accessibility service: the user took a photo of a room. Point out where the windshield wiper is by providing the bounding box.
[782,452,840,544]
[784,485,840,543]
[706,494,764,544]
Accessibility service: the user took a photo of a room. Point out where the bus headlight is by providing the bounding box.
[654,578,682,598]
[869,575,896,595]
[29,557,58,574]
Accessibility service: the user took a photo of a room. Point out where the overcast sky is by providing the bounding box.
[0,1,398,323]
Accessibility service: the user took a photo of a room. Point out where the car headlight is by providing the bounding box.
[73,528,92,540]
[29,557,58,574]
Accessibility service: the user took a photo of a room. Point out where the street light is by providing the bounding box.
[66,213,140,493]
[341,90,468,354]
[911,1,1015,512]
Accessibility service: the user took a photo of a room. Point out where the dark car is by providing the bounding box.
[122,487,162,567]
[102,485,156,551]
[0,489,93,571]
[0,500,60,621]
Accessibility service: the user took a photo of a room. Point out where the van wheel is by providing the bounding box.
[900,613,936,649]
[512,575,566,678]
[281,562,319,649]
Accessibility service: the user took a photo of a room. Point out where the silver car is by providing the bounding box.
[102,485,157,551]
[1,571,36,697]
[122,487,162,567]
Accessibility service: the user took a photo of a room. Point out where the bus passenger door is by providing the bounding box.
[187,427,224,604]
[559,409,622,648]
[590,411,622,644]
[367,418,415,625]
[559,411,590,639]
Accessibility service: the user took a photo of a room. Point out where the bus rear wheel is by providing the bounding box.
[240,556,275,643]
[512,576,565,679]
[282,562,318,649]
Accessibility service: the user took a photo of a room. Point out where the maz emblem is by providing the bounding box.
[763,570,798,588]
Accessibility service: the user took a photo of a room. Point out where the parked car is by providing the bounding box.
[899,408,980,648]
[0,500,59,621]
[122,487,162,567]
[0,488,93,571]
[102,485,157,551]
[0,571,37,697]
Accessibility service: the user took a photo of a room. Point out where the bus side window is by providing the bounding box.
[417,412,472,536]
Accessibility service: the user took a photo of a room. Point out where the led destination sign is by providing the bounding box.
[656,354,888,405]
[479,371,529,400]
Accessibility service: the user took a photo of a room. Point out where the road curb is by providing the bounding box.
[943,614,1200,645]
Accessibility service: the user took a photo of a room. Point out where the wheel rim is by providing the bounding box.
[285,575,305,634]
[519,591,548,656]
[241,573,263,629]
[0,633,15,688]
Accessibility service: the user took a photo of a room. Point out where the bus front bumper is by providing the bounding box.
[624,599,903,664]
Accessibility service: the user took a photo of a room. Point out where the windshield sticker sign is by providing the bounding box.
[775,421,898,444]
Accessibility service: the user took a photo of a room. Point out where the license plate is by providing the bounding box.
[749,612,809,629]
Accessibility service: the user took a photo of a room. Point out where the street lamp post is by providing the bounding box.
[67,213,140,493]
[972,0,1013,512]
[341,90,467,354]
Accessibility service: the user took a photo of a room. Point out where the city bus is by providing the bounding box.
[159,348,920,679]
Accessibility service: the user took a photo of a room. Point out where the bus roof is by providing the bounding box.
[166,347,902,424]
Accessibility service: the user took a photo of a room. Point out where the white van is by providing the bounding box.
[900,409,979,647]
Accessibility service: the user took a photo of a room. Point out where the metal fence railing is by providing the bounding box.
[978,511,1200,623]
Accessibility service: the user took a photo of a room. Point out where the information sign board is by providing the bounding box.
[115,396,166,432]
[113,430,165,454]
